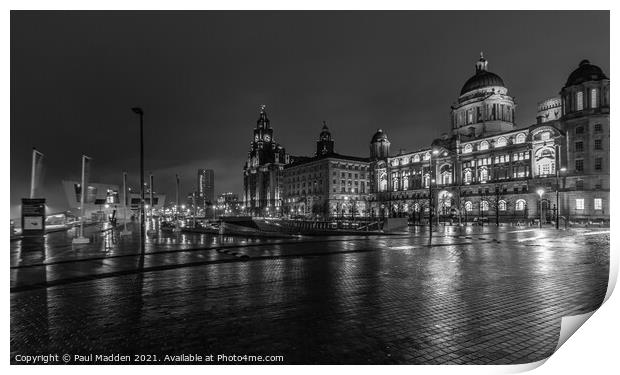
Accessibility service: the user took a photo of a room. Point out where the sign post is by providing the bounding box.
[21,198,46,237]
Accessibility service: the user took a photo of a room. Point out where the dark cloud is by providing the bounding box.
[10,11,609,218]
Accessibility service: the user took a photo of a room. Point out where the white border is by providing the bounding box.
[3,2,617,374]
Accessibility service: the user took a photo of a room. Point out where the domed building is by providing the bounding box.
[558,59,609,213]
[451,53,516,138]
[241,56,609,223]
[370,129,390,160]
[560,59,609,118]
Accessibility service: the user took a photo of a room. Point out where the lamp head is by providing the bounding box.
[536,188,544,197]
[131,107,143,115]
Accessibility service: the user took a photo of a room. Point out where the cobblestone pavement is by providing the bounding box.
[10,225,609,364]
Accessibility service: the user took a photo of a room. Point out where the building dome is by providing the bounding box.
[564,59,608,87]
[460,70,505,96]
[460,53,506,96]
[371,129,388,143]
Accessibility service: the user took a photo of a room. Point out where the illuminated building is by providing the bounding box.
[282,123,371,218]
[370,56,609,223]
[197,169,215,206]
[242,105,289,216]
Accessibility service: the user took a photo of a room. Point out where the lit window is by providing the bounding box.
[515,199,526,211]
[480,141,489,150]
[465,201,473,212]
[515,133,526,144]
[594,198,602,210]
[495,137,507,147]
[576,198,585,210]
[463,144,473,153]
[479,168,488,182]
[464,170,472,184]
[499,200,507,211]
[413,154,420,162]
[576,91,584,111]
[591,89,598,108]
[481,201,489,211]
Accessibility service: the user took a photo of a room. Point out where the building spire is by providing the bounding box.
[257,104,269,128]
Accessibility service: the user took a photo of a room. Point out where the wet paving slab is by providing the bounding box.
[10,225,609,364]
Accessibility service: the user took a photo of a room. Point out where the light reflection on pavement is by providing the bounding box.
[10,223,609,364]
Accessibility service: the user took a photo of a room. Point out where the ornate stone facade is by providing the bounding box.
[369,57,609,224]
[242,56,610,223]
[242,106,289,216]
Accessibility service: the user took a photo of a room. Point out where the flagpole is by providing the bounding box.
[121,171,132,236]
[73,154,90,244]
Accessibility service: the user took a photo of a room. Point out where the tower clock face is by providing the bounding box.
[264,134,271,141]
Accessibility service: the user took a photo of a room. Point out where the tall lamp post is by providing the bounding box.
[555,167,567,229]
[428,149,439,237]
[537,188,545,229]
[131,107,145,255]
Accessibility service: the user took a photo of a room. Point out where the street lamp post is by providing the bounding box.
[537,188,545,229]
[131,107,145,255]
[429,149,439,237]
[555,167,567,229]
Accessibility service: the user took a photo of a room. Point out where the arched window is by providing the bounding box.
[423,152,430,161]
[465,201,473,212]
[535,147,556,176]
[414,203,420,212]
[498,200,507,211]
[576,91,584,111]
[515,133,526,144]
[379,174,387,192]
[591,88,598,108]
[464,169,472,184]
[479,167,488,182]
[413,154,420,162]
[495,137,507,148]
[439,165,452,185]
[402,174,409,190]
[480,140,489,150]
[423,174,430,188]
[515,199,526,211]
[481,200,489,211]
[463,144,473,153]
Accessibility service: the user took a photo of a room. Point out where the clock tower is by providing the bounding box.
[243,105,289,216]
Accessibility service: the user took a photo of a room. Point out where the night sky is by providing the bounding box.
[10,11,609,218]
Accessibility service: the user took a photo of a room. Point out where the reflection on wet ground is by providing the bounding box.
[10,224,609,364]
